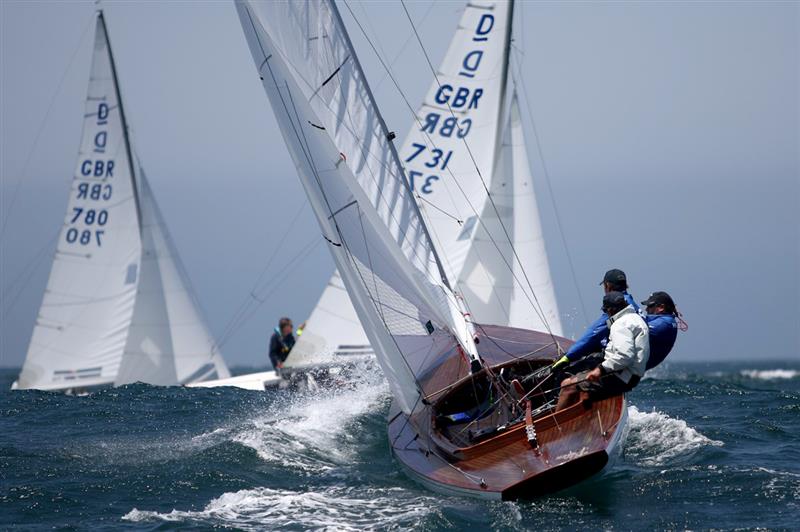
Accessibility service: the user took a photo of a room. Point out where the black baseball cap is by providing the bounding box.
[600,268,627,285]
[602,291,627,314]
[641,291,676,312]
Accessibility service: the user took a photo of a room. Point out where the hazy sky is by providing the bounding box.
[1,1,798,369]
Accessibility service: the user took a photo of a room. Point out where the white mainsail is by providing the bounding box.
[14,12,229,390]
[235,0,480,413]
[288,0,561,370]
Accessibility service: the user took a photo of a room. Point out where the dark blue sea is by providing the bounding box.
[1,360,798,531]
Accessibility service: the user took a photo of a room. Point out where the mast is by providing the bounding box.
[327,0,452,291]
[98,10,141,230]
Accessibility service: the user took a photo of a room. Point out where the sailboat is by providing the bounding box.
[235,0,626,498]
[12,11,230,392]
[284,0,562,376]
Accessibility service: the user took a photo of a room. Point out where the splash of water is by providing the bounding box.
[625,405,723,466]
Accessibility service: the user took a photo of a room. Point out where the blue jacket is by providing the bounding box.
[565,292,639,362]
[644,313,678,370]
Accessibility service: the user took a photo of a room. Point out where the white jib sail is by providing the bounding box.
[115,173,230,385]
[235,0,479,414]
[283,270,372,370]
[15,14,141,390]
[458,92,563,335]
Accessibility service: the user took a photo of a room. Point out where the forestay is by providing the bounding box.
[115,173,230,385]
[16,15,141,390]
[235,0,479,414]
[458,93,563,335]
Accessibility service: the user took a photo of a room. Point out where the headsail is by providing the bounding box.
[458,93,563,334]
[115,173,230,385]
[16,14,141,390]
[235,0,479,414]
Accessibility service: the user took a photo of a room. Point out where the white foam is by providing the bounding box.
[625,405,723,466]
[740,369,799,380]
[230,362,391,473]
[123,486,438,530]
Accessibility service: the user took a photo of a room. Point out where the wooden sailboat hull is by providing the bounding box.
[388,325,628,500]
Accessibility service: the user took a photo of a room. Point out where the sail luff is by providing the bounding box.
[98,11,141,232]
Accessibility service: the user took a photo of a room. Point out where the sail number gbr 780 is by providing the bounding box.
[65,100,117,248]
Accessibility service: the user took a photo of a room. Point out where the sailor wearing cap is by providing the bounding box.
[640,291,679,370]
[555,291,650,411]
[552,269,639,369]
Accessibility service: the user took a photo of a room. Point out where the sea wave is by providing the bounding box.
[625,405,723,466]
[123,485,438,531]
[739,369,799,380]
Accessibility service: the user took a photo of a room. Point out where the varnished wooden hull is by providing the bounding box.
[388,324,628,500]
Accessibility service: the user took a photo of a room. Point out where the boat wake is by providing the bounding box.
[123,485,439,531]
[739,369,799,380]
[625,405,723,466]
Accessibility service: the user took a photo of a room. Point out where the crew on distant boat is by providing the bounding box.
[641,291,679,370]
[269,318,305,376]
[555,292,650,411]
[552,268,638,370]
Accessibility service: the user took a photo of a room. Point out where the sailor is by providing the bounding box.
[555,291,649,411]
[551,268,639,370]
[641,291,679,371]
[268,317,305,376]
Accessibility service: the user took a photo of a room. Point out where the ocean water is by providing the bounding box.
[1,360,798,531]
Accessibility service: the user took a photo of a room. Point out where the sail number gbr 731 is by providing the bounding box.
[400,10,498,195]
[65,100,117,248]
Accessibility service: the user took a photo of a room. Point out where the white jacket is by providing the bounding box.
[601,305,650,383]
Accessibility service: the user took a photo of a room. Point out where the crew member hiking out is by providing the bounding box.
[641,291,680,370]
[269,317,305,376]
[555,291,650,411]
[552,268,639,370]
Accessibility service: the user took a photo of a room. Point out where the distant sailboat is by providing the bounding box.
[284,0,561,374]
[12,11,230,392]
[237,0,626,498]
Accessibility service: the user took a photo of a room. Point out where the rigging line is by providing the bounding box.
[415,194,462,225]
[0,229,60,308]
[0,14,96,239]
[399,0,559,346]
[343,2,550,334]
[215,236,320,349]
[510,50,589,326]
